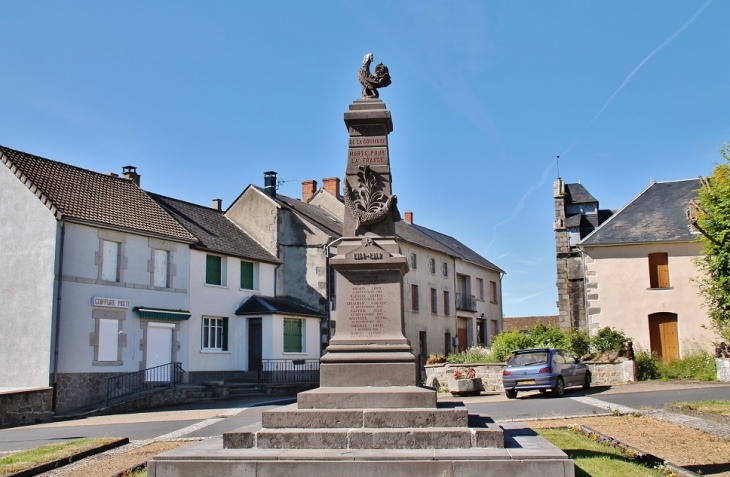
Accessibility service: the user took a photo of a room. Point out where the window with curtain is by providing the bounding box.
[102,240,119,282]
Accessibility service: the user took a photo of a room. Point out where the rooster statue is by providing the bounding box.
[358,53,391,99]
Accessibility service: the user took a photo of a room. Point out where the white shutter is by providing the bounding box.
[146,323,173,381]
[102,241,119,281]
[98,319,118,361]
[153,249,168,287]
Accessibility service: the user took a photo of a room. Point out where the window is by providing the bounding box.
[429,258,436,274]
[490,281,498,303]
[490,320,499,344]
[476,278,484,301]
[284,318,304,353]
[206,255,224,286]
[442,262,448,277]
[430,288,438,313]
[98,318,119,361]
[443,291,450,315]
[102,240,120,282]
[153,249,169,288]
[202,317,228,350]
[410,253,417,270]
[411,284,419,310]
[648,253,670,288]
[240,261,255,290]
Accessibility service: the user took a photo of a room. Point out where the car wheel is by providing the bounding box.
[552,377,565,397]
[505,389,518,399]
[583,372,591,390]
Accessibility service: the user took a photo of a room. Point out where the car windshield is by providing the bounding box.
[508,351,548,367]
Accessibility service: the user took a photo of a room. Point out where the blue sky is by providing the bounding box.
[1,1,728,317]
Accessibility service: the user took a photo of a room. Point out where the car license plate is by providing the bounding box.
[518,380,535,385]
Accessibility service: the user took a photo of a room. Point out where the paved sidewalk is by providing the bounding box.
[36,396,293,476]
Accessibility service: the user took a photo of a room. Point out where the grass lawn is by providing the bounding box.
[536,429,666,477]
[0,438,120,477]
[670,399,730,417]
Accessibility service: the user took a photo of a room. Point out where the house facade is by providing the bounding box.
[0,146,198,413]
[578,179,715,360]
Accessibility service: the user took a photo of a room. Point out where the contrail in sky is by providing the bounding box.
[586,0,712,128]
[485,0,711,252]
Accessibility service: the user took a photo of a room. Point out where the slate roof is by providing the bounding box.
[580,179,700,246]
[149,193,279,264]
[269,190,503,273]
[235,295,324,318]
[0,145,196,242]
[257,187,344,238]
[397,222,504,273]
[565,183,597,204]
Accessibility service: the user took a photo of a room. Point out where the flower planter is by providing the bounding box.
[448,378,482,396]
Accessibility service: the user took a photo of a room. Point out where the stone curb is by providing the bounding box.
[665,404,730,426]
[110,461,146,477]
[577,425,701,477]
[6,438,130,477]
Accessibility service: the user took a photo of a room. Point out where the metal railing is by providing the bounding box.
[258,359,320,384]
[456,293,477,312]
[106,362,185,407]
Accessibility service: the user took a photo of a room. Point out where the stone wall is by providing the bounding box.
[425,361,634,392]
[54,372,121,414]
[718,358,730,382]
[0,388,53,428]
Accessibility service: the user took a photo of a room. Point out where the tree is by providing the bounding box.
[688,142,730,342]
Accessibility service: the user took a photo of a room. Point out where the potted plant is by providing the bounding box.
[448,367,483,396]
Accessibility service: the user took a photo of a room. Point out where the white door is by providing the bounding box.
[146,323,174,381]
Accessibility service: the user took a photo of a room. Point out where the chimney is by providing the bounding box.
[405,211,413,225]
[322,177,341,199]
[122,166,140,186]
[302,179,317,202]
[264,171,277,199]
[212,199,222,211]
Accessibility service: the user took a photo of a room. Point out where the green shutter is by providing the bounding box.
[221,317,228,351]
[240,261,254,289]
[206,255,221,285]
[284,318,302,352]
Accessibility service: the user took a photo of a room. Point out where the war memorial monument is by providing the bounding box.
[148,54,574,477]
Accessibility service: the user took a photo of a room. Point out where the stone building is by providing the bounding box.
[553,178,612,330]
[237,173,505,361]
[578,179,714,359]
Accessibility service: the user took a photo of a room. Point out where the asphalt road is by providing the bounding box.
[0,383,728,453]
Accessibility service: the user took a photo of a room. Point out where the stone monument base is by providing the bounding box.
[148,422,574,477]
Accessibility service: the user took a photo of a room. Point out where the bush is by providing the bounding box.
[634,349,659,381]
[590,327,629,354]
[446,346,492,364]
[489,331,534,362]
[657,348,717,381]
[564,328,590,357]
[634,347,717,381]
[530,323,566,349]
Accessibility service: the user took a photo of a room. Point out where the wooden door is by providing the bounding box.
[248,318,262,372]
[457,328,467,353]
[649,313,679,361]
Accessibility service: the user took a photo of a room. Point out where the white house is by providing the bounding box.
[0,146,197,413]
[151,194,321,378]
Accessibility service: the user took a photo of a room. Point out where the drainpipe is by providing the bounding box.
[452,256,457,352]
[51,220,66,411]
[498,271,505,337]
[324,237,343,345]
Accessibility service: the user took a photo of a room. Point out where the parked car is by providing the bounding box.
[502,348,591,399]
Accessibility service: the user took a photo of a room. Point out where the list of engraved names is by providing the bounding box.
[347,284,387,337]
